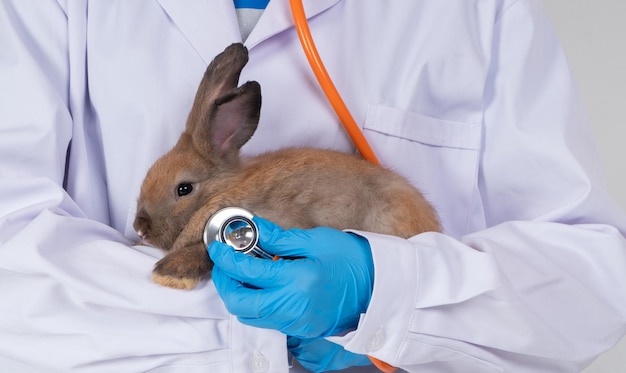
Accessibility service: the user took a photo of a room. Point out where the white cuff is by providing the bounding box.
[328,230,423,365]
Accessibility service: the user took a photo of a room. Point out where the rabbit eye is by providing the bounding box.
[177,183,193,197]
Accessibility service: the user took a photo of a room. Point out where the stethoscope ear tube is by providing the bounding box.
[289,2,397,371]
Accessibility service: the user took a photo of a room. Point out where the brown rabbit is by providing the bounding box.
[133,43,440,290]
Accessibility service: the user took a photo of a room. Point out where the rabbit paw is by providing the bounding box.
[152,245,212,290]
[152,272,200,290]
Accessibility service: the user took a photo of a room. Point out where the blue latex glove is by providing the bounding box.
[288,336,372,372]
[208,216,375,338]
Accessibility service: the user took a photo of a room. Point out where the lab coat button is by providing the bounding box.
[367,327,386,352]
[250,351,270,373]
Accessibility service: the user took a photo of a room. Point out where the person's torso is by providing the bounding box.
[69,0,506,244]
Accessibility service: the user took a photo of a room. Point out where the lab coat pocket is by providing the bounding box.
[363,105,483,238]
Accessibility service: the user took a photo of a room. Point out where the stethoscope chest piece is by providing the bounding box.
[203,207,273,259]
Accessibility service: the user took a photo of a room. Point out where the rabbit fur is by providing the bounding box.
[133,43,440,290]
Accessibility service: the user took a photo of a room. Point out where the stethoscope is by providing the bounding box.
[204,1,397,371]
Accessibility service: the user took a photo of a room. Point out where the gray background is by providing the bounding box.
[543,1,626,372]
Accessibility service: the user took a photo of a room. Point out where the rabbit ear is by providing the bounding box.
[194,80,261,161]
[186,43,249,133]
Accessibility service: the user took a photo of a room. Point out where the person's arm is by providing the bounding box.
[0,3,288,371]
[330,1,626,371]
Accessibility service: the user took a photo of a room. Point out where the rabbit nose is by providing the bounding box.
[133,214,151,240]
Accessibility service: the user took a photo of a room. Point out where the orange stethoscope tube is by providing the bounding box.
[288,1,396,372]
[288,0,380,166]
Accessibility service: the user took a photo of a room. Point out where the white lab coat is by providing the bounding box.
[1,0,625,372]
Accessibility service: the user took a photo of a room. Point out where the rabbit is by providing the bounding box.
[133,43,441,290]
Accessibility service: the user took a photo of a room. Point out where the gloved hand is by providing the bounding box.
[208,216,375,338]
[288,336,372,372]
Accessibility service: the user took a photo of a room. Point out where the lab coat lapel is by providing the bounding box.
[155,0,242,64]
[245,0,341,48]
